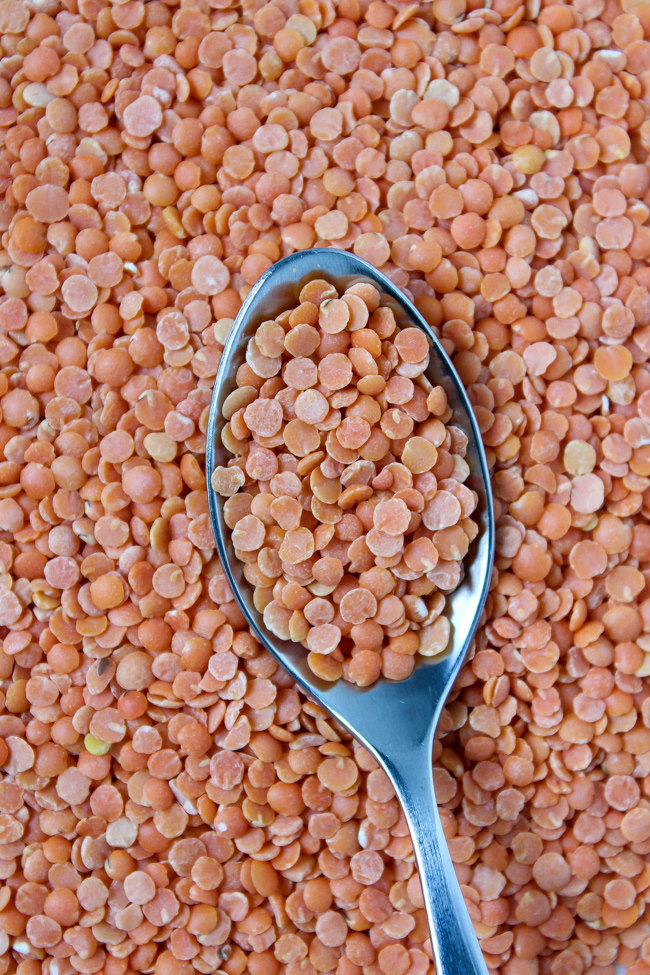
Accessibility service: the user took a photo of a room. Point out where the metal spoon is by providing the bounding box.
[206,249,495,975]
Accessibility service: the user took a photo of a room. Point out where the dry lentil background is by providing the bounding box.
[0,0,649,972]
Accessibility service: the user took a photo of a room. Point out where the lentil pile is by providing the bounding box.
[212,277,479,686]
[0,0,650,972]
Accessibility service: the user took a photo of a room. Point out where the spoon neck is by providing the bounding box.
[380,738,438,851]
[380,740,490,975]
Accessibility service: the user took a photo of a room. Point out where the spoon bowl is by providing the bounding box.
[207,249,495,975]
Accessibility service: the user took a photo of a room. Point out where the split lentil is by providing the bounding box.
[0,0,648,974]
[213,280,478,685]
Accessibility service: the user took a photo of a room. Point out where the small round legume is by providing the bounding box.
[0,1,649,971]
[214,281,477,685]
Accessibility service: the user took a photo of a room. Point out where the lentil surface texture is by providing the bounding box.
[0,0,649,974]
[212,278,478,686]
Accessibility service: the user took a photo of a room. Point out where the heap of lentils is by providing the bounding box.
[212,277,479,686]
[0,0,649,972]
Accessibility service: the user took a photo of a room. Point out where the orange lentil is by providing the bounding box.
[0,1,647,972]
[214,280,476,684]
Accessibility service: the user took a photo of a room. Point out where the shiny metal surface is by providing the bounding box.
[207,249,495,975]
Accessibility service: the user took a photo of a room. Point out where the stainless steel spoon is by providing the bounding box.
[206,249,495,975]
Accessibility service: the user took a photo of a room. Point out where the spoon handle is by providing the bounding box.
[384,744,489,975]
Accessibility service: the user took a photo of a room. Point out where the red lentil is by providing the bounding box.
[214,280,477,685]
[0,0,648,973]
